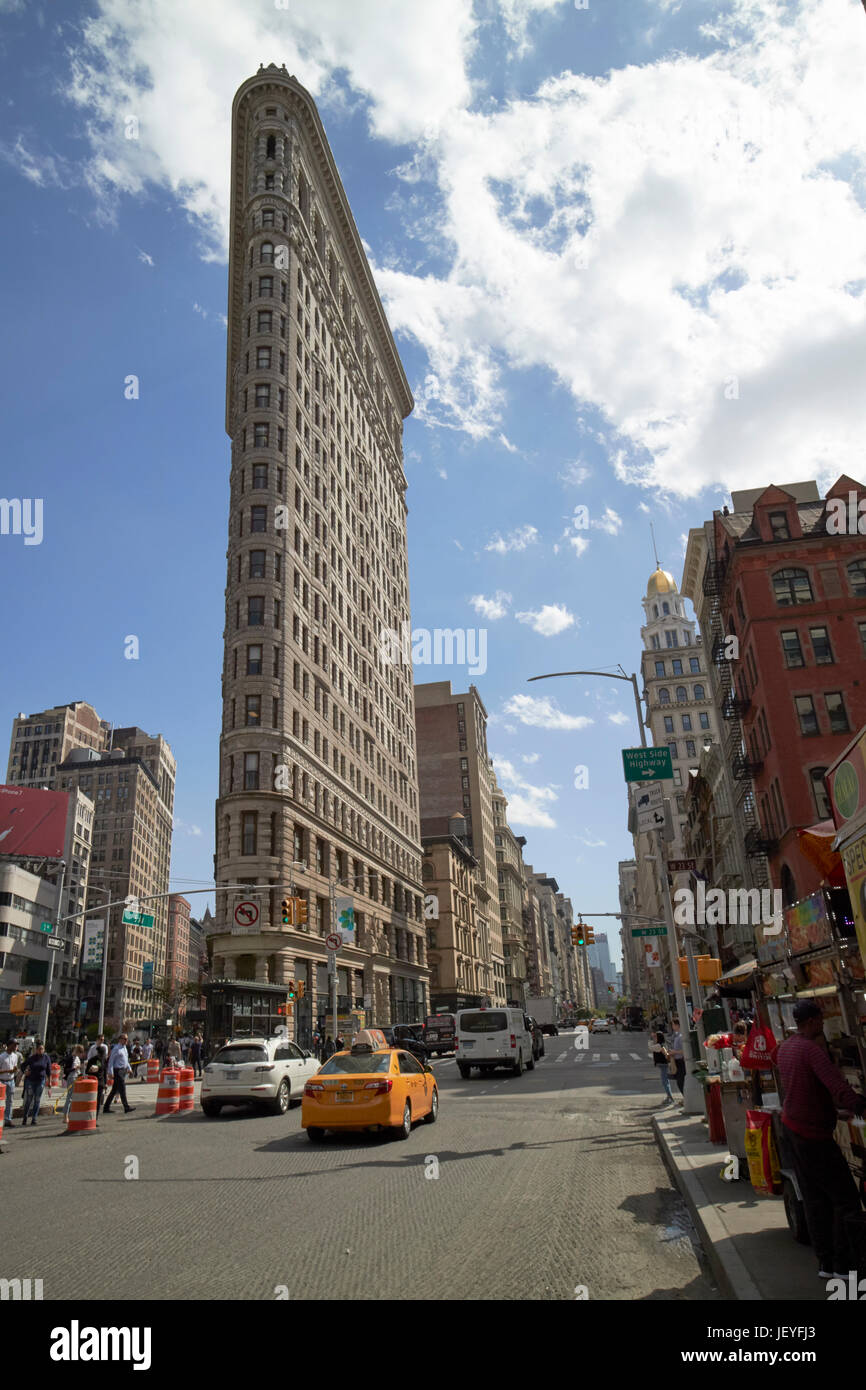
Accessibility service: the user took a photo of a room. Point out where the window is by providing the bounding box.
[254,385,270,409]
[260,242,274,265]
[859,620,866,658]
[261,208,275,228]
[654,661,665,677]
[242,812,257,855]
[825,692,849,735]
[672,659,683,676]
[252,462,268,488]
[667,740,678,759]
[781,630,804,668]
[665,630,678,648]
[681,714,692,732]
[685,740,696,757]
[651,634,660,649]
[795,695,818,736]
[254,424,269,448]
[673,768,682,787]
[810,768,830,819]
[675,686,687,703]
[246,644,262,676]
[247,596,265,626]
[699,712,710,730]
[257,311,272,333]
[250,506,267,533]
[847,559,866,596]
[266,135,276,159]
[693,684,705,701]
[809,626,833,665]
[773,567,812,606]
[768,510,790,540]
[658,688,670,705]
[258,276,273,298]
[663,716,674,734]
[244,753,260,791]
[256,347,271,368]
[689,657,700,673]
[662,602,670,615]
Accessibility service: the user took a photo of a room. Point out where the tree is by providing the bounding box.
[148,976,201,1032]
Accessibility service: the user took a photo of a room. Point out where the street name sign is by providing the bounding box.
[622,747,673,782]
[39,920,54,933]
[122,909,155,928]
[631,926,668,937]
[668,858,697,873]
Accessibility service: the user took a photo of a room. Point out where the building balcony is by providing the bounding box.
[744,826,777,858]
[732,752,763,781]
[721,692,750,720]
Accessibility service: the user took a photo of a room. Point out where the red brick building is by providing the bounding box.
[166,893,192,994]
[716,475,866,904]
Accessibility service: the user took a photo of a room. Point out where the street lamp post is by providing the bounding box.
[528,666,704,1112]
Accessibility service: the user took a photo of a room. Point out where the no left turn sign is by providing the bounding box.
[235,900,259,927]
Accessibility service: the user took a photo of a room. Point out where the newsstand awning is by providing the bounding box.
[716,959,758,983]
[798,820,846,886]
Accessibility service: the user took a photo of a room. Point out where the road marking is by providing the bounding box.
[630,1053,643,1061]
[610,1053,619,1060]
[592,1052,600,1061]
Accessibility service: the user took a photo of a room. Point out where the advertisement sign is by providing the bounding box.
[0,785,70,859]
[644,938,662,969]
[840,831,866,966]
[81,919,105,971]
[335,896,355,942]
[784,890,833,956]
[827,727,866,831]
[142,961,154,992]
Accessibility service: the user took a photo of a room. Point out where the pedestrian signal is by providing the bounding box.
[297,982,305,999]
[295,897,308,925]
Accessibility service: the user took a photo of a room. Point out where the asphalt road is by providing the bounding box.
[3,1030,717,1301]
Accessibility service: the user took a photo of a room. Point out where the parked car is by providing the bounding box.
[591,1018,611,1034]
[539,1021,559,1037]
[375,1023,430,1061]
[422,1012,458,1055]
[455,1006,534,1077]
[302,1039,438,1140]
[201,1036,319,1116]
[525,1016,545,1061]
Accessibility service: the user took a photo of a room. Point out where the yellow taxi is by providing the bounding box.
[301,1032,439,1141]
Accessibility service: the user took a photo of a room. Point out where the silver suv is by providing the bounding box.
[201,1036,319,1117]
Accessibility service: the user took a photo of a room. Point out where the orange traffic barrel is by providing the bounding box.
[156,1069,179,1115]
[178,1066,195,1112]
[147,1058,160,1083]
[50,1062,61,1090]
[0,1083,5,1143]
[67,1077,98,1134]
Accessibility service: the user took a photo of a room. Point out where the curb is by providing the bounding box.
[653,1114,763,1301]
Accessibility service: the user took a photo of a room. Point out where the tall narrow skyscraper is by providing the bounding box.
[212,66,428,1033]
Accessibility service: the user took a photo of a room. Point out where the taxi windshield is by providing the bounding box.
[318,1052,392,1074]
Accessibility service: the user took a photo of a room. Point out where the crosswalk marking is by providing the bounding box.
[630,1053,643,1061]
[592,1052,600,1061]
[610,1052,619,1060]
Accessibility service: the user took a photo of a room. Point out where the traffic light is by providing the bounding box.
[276,1004,286,1016]
[281,897,293,926]
[297,981,305,999]
[287,980,296,1000]
[571,926,584,946]
[585,927,595,945]
[295,896,308,926]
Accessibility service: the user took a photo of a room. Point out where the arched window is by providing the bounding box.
[693,684,705,701]
[847,558,866,596]
[658,687,670,704]
[260,241,273,265]
[772,567,812,606]
[675,686,687,702]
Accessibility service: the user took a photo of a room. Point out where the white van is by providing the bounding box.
[455,1006,534,1078]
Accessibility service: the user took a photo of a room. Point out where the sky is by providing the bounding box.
[2,0,866,972]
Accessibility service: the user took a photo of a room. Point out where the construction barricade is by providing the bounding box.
[177,1067,195,1112]
[66,1077,98,1134]
[155,1069,179,1116]
[147,1058,160,1084]
[0,1083,5,1145]
[50,1062,61,1091]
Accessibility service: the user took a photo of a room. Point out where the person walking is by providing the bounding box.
[20,1042,52,1125]
[334,1035,345,1053]
[668,1018,686,1100]
[83,1048,107,1119]
[87,1034,109,1068]
[0,1038,23,1129]
[104,1034,136,1115]
[189,1032,204,1078]
[128,1040,143,1080]
[776,1000,866,1279]
[142,1038,154,1062]
[651,1030,676,1105]
[322,1035,335,1061]
[165,1036,182,1068]
[61,1045,85,1118]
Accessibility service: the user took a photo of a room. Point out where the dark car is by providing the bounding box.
[525,1016,545,1061]
[376,1024,430,1061]
[539,1022,559,1037]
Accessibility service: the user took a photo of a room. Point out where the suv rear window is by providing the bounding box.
[212,1046,268,1064]
[318,1053,392,1074]
[459,1011,509,1033]
[425,1015,455,1029]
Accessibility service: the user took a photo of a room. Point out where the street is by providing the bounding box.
[4,1032,716,1301]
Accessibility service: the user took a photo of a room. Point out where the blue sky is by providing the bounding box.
[2,0,866,970]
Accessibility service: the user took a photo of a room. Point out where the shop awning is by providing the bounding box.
[716,959,758,983]
[797,820,846,886]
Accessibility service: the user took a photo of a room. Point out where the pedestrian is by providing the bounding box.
[20,1042,52,1125]
[323,1035,335,1060]
[334,1035,345,1052]
[0,1037,23,1129]
[103,1034,136,1115]
[61,1045,85,1117]
[165,1036,182,1068]
[129,1039,143,1079]
[651,1030,676,1105]
[776,1000,866,1280]
[87,1033,109,1067]
[668,1017,686,1100]
[189,1031,204,1078]
[142,1038,154,1062]
[83,1048,107,1119]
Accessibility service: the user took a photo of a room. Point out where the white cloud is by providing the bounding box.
[453,539,464,550]
[498,432,519,453]
[607,711,630,726]
[558,461,591,486]
[521,752,540,764]
[469,590,511,620]
[192,302,207,317]
[485,524,538,554]
[492,754,558,828]
[592,507,622,535]
[515,603,575,636]
[578,832,607,848]
[503,694,593,730]
[137,248,154,266]
[173,818,203,837]
[501,793,556,828]
[437,467,448,480]
[569,535,589,558]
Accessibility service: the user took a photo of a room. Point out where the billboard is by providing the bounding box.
[81,919,104,971]
[0,785,69,859]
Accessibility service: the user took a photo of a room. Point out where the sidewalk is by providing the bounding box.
[3,1074,204,1130]
[654,1109,826,1301]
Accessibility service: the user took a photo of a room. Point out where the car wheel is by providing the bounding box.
[423,1087,439,1123]
[783,1178,811,1244]
[457,1064,471,1079]
[394,1101,412,1140]
[512,1052,524,1077]
[271,1078,290,1116]
[306,1126,326,1143]
[202,1101,221,1118]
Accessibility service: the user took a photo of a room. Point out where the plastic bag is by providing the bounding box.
[744,1110,781,1196]
[740,1023,778,1069]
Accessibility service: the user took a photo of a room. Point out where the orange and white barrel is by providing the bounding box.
[177,1066,195,1112]
[50,1062,61,1091]
[67,1077,98,1134]
[156,1069,179,1115]
[147,1058,160,1084]
[0,1083,5,1143]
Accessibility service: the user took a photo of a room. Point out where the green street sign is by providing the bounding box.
[121,909,155,928]
[39,921,54,933]
[631,926,668,937]
[622,747,673,783]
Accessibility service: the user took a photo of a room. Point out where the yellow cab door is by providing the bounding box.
[397,1050,427,1113]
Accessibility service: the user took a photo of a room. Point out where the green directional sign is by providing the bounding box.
[121,909,155,928]
[631,926,668,938]
[622,746,673,783]
[39,920,54,933]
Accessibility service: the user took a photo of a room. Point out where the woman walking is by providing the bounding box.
[651,1030,676,1105]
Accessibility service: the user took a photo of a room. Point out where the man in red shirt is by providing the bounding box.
[776,1000,866,1279]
